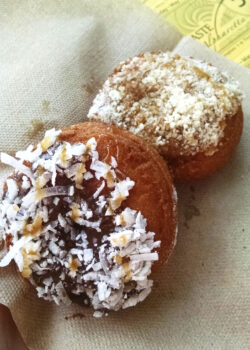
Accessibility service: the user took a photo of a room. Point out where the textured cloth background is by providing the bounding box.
[0,1,249,349]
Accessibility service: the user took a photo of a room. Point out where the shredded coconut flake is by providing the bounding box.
[1,153,35,183]
[93,310,104,318]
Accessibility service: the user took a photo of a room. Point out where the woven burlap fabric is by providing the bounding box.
[0,1,249,349]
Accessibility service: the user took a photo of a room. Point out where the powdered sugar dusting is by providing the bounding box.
[88,52,243,156]
[0,128,161,315]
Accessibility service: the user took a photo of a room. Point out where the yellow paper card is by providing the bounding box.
[140,0,250,68]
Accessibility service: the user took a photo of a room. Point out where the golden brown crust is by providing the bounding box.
[166,107,243,181]
[59,122,177,268]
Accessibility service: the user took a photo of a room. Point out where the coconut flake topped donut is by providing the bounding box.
[88,52,243,181]
[0,122,177,314]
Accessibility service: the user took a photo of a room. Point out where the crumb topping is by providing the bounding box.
[0,128,160,313]
[88,52,243,156]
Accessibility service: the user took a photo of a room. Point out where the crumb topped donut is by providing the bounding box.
[88,52,243,181]
[0,122,177,314]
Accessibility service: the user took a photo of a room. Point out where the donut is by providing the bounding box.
[0,122,177,314]
[88,52,243,181]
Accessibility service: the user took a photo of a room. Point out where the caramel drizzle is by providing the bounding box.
[112,233,127,247]
[75,162,86,190]
[40,136,53,153]
[119,214,126,226]
[35,178,45,201]
[60,144,67,165]
[22,216,43,237]
[114,255,132,282]
[106,170,115,188]
[71,204,80,222]
[69,258,80,272]
[109,194,124,212]
[21,249,40,278]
